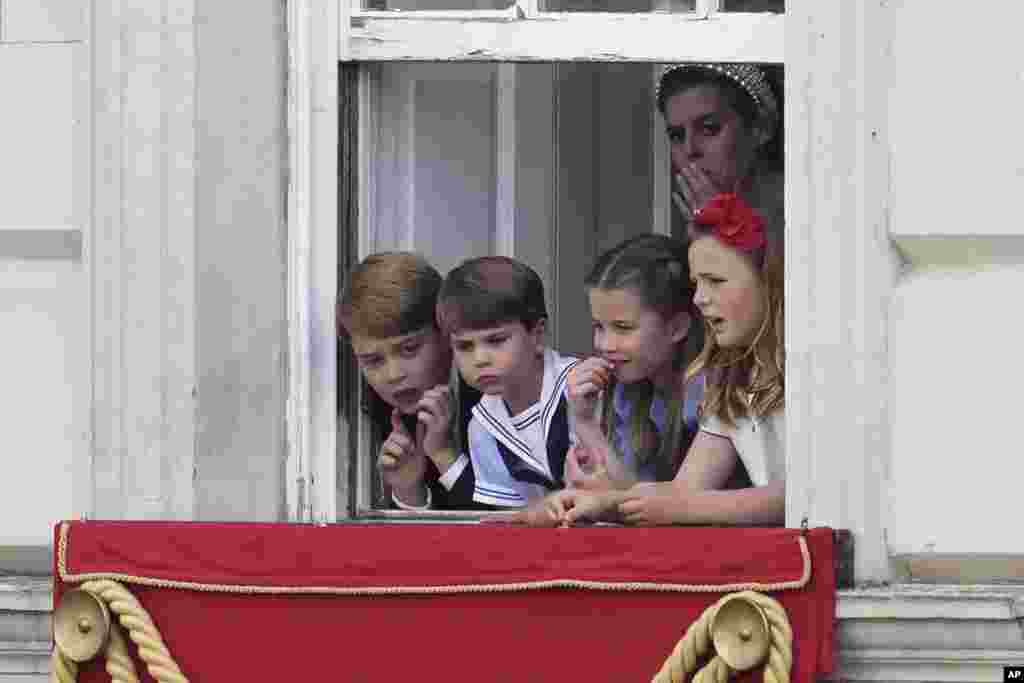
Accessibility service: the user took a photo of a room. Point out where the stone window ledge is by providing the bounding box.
[835,584,1024,681]
[0,577,52,678]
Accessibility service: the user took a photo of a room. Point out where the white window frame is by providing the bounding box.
[286,0,898,584]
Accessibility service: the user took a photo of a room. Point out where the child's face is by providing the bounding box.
[351,327,450,415]
[588,287,689,388]
[450,321,544,398]
[688,236,766,349]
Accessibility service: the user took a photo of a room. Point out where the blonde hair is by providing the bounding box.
[686,220,784,427]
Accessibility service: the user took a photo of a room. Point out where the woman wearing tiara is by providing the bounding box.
[656,62,783,238]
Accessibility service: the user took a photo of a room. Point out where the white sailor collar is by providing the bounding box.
[472,348,579,479]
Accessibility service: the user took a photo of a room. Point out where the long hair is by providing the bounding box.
[584,234,702,477]
[686,219,785,427]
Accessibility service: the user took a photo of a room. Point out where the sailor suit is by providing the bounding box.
[466,348,580,507]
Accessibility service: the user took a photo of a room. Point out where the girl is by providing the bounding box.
[562,234,707,490]
[558,193,784,526]
[337,252,480,510]
[657,62,783,240]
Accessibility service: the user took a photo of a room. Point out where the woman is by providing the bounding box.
[656,62,783,238]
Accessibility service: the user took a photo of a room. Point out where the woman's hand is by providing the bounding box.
[677,163,723,209]
[674,163,728,234]
[566,357,612,427]
[379,409,428,505]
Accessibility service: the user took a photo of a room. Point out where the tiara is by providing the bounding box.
[656,63,778,125]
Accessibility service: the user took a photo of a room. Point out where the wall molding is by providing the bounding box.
[91,0,198,521]
[285,0,340,522]
[0,578,51,678]
[784,0,900,583]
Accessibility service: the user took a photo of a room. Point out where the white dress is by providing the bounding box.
[699,407,785,487]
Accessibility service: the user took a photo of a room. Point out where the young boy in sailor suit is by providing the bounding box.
[437,256,580,508]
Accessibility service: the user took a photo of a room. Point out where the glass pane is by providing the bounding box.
[348,61,785,512]
[362,0,514,10]
[540,0,694,12]
[722,0,783,11]
[367,64,500,277]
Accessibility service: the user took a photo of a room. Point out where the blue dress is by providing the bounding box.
[609,374,705,481]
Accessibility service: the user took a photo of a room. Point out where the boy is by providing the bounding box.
[437,256,579,507]
[338,252,479,509]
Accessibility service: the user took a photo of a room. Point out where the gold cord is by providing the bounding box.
[53,522,806,683]
[651,590,793,683]
[50,647,78,683]
[51,579,186,683]
[57,522,811,597]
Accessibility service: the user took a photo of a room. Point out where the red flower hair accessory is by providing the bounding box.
[693,193,766,252]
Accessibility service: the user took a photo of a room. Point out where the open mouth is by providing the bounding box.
[606,359,628,373]
[392,388,421,404]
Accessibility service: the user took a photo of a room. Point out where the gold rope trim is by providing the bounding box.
[57,521,811,596]
[51,580,187,683]
[651,590,793,683]
[51,646,78,683]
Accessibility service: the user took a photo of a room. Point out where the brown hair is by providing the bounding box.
[338,252,449,451]
[436,256,547,336]
[656,64,785,176]
[585,234,702,477]
[338,252,442,339]
[686,218,784,427]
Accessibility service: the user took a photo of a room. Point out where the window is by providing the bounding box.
[322,0,786,516]
[289,0,905,584]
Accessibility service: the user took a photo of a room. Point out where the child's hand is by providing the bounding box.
[416,385,453,467]
[562,489,618,525]
[566,357,612,426]
[379,409,428,504]
[504,491,575,527]
[564,443,614,491]
[618,485,687,526]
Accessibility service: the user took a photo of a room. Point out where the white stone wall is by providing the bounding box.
[4,0,1024,679]
[0,0,287,673]
[0,2,88,550]
[0,0,288,551]
[886,1,1024,562]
